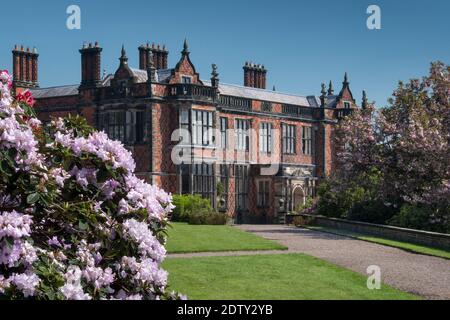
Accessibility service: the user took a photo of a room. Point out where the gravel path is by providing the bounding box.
[168,224,450,299]
[235,225,450,300]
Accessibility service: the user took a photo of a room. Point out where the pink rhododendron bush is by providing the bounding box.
[0,70,184,300]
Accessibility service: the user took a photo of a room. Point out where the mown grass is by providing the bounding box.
[163,254,419,300]
[166,223,287,253]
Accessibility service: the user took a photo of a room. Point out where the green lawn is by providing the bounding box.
[166,223,287,253]
[308,226,450,260]
[163,254,419,300]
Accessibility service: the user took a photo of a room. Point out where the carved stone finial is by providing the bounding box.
[362,90,368,109]
[328,80,334,95]
[211,64,219,79]
[147,49,156,83]
[320,83,327,107]
[321,83,327,96]
[211,63,219,88]
[182,38,189,55]
[119,45,128,65]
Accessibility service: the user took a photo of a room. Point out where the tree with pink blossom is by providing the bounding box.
[320,62,449,232]
[0,70,185,300]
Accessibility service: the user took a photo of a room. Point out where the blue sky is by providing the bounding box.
[0,0,448,107]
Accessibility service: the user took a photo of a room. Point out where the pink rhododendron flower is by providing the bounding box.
[16,90,35,107]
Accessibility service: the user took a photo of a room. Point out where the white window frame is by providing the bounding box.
[181,75,192,84]
[302,126,313,156]
[259,122,273,153]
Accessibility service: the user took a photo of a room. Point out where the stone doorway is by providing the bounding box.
[292,185,306,212]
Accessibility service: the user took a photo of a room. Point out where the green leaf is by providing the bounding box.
[4,237,14,248]
[78,221,89,231]
[27,193,40,204]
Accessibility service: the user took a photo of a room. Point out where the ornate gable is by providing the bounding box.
[169,39,202,84]
[113,46,135,82]
[110,46,139,97]
[336,72,356,108]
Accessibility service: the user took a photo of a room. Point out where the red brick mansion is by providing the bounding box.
[9,40,365,223]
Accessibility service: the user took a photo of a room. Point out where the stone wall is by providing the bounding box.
[287,213,450,250]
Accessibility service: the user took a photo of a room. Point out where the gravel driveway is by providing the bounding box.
[234,225,450,300]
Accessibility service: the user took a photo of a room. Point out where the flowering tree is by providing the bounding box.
[336,102,380,188]
[0,70,184,300]
[330,62,450,231]
[376,62,450,207]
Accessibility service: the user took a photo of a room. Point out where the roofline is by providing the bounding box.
[30,84,79,91]
[203,80,316,100]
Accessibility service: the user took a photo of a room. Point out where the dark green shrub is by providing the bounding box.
[347,200,398,224]
[388,205,430,230]
[294,197,315,213]
[316,180,366,219]
[208,212,229,225]
[388,204,449,233]
[186,212,205,225]
[171,194,212,222]
[188,212,228,225]
[292,215,315,227]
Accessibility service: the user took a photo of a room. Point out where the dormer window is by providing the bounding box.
[182,76,192,84]
[343,101,351,109]
[117,79,129,96]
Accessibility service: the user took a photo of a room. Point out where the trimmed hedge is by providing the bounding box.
[171,194,228,225]
[171,194,212,222]
[188,212,228,225]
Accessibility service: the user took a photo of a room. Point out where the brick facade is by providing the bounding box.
[9,40,361,224]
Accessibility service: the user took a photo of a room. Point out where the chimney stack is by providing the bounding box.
[31,47,38,85]
[243,62,267,89]
[12,45,21,83]
[79,42,102,88]
[12,45,39,89]
[139,43,168,70]
[139,44,149,71]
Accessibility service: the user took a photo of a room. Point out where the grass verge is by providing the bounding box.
[166,223,287,254]
[163,254,419,300]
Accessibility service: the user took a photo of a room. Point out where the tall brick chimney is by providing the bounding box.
[139,43,168,70]
[243,62,267,89]
[139,44,149,70]
[12,45,21,84]
[79,42,102,88]
[12,45,39,89]
[31,47,38,85]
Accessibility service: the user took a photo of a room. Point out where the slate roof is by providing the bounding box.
[204,80,320,108]
[155,69,172,83]
[130,68,148,83]
[31,85,79,99]
[30,69,334,108]
[325,95,338,108]
[219,83,312,107]
[102,74,114,86]
[130,68,173,83]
